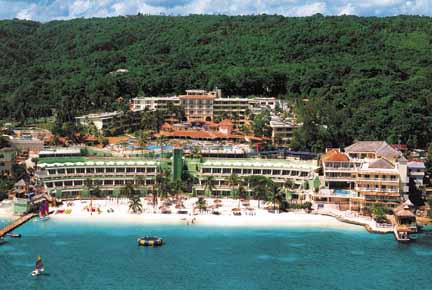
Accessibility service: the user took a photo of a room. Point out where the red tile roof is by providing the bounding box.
[322,149,350,162]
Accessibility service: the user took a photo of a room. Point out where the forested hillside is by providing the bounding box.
[0,15,431,150]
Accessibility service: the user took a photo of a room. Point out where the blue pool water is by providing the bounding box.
[334,189,354,196]
[1,219,431,290]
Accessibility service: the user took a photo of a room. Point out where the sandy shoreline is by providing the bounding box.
[0,198,365,231]
[50,212,361,229]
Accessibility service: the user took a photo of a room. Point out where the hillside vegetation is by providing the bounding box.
[0,15,431,151]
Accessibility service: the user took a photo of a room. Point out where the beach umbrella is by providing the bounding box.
[175,203,185,209]
[232,208,241,212]
[214,199,222,203]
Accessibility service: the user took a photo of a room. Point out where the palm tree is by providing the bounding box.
[203,175,216,197]
[138,130,151,156]
[120,183,136,198]
[195,196,207,213]
[128,195,143,214]
[227,173,240,199]
[248,175,273,208]
[157,135,168,160]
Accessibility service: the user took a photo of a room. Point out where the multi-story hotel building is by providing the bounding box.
[0,147,16,176]
[131,96,181,111]
[130,90,286,125]
[320,141,408,208]
[269,115,298,146]
[36,154,319,198]
[37,159,159,198]
[179,90,217,122]
[194,158,319,196]
[75,110,143,132]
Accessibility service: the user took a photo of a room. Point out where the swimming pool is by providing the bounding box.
[334,189,356,196]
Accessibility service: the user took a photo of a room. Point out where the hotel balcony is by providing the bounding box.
[356,178,398,183]
[356,187,399,193]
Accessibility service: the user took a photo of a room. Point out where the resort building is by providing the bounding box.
[193,158,319,196]
[213,97,250,125]
[179,90,217,122]
[131,90,288,126]
[269,115,298,146]
[9,138,44,153]
[407,160,425,188]
[75,110,143,132]
[38,147,83,158]
[0,147,16,176]
[37,159,159,198]
[319,141,409,208]
[131,96,180,111]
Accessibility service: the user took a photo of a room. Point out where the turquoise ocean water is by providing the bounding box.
[0,218,431,290]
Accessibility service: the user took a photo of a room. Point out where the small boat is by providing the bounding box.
[0,237,7,245]
[137,236,164,247]
[6,233,22,238]
[31,256,45,276]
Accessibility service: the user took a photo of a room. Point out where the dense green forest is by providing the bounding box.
[0,14,431,151]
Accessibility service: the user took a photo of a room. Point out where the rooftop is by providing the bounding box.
[201,158,318,170]
[345,141,405,161]
[322,150,350,162]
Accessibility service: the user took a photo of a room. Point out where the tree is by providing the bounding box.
[128,195,143,214]
[203,175,216,197]
[120,183,136,198]
[371,204,387,223]
[246,175,273,208]
[227,173,240,198]
[195,196,207,213]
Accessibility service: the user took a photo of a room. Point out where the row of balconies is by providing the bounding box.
[45,168,157,176]
[200,169,310,178]
[356,187,399,193]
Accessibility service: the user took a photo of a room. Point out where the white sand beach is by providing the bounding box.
[43,198,362,230]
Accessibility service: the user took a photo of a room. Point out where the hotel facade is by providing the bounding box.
[318,141,408,208]
[36,155,319,198]
[131,90,283,125]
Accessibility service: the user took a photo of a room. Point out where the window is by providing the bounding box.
[136,168,145,173]
[55,181,63,187]
[67,168,75,174]
[96,168,104,173]
[115,180,124,185]
[86,168,95,174]
[222,168,231,174]
[57,169,65,174]
[212,168,221,174]
[106,168,114,173]
[104,180,113,185]
[203,168,211,173]
[262,169,271,175]
[253,169,261,175]
[64,181,72,186]
[126,168,135,173]
[233,168,242,174]
[243,169,251,174]
[116,168,125,173]
[272,170,281,175]
[147,168,155,173]
[74,180,83,186]
[282,170,290,176]
[48,169,56,175]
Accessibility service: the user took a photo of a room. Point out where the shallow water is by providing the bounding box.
[0,219,431,290]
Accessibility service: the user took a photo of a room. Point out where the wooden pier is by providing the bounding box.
[0,213,37,237]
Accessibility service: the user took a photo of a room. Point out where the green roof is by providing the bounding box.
[200,158,318,170]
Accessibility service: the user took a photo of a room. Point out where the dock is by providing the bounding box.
[0,213,37,237]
